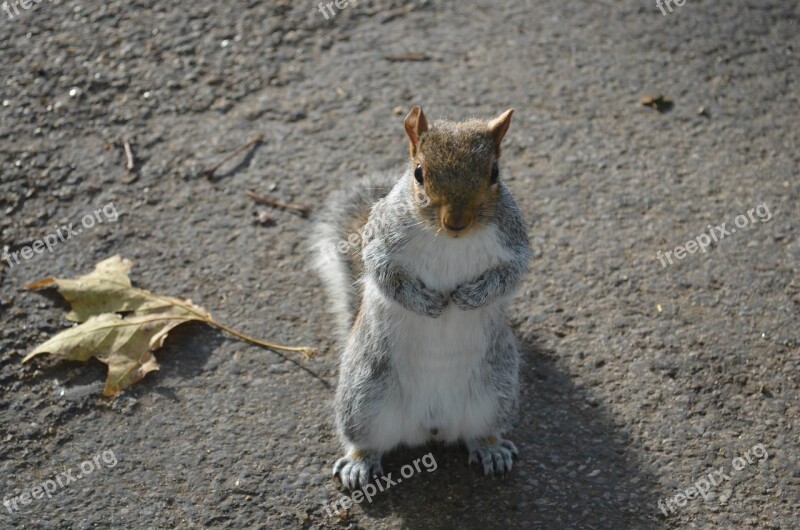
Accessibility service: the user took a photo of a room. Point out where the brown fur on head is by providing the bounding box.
[404,106,513,238]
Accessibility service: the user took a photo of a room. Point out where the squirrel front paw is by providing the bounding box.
[418,286,448,317]
[406,280,447,317]
[466,436,518,476]
[333,450,384,490]
[451,282,487,310]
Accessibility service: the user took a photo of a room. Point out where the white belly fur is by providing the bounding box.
[366,224,513,451]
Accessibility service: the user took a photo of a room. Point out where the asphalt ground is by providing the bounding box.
[0,1,798,528]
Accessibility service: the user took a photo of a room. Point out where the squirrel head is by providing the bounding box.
[403,106,513,238]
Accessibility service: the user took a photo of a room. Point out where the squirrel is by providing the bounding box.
[312,106,532,490]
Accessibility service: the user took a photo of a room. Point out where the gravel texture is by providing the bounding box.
[0,0,798,529]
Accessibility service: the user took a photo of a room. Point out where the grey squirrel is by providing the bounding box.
[312,106,532,489]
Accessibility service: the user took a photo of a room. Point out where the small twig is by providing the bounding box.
[122,138,135,171]
[246,189,312,217]
[203,134,264,179]
[384,53,430,62]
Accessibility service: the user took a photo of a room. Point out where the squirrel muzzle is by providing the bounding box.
[440,206,474,237]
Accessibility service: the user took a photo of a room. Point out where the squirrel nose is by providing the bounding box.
[444,221,467,232]
[443,209,472,233]
[444,220,469,232]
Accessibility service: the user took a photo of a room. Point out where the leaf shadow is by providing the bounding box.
[29,288,72,313]
[145,321,223,393]
[332,333,662,529]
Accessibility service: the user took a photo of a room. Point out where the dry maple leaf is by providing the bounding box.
[23,256,317,396]
[26,256,181,322]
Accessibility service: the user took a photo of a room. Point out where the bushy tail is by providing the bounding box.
[311,175,394,341]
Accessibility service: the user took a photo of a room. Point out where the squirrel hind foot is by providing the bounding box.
[333,452,384,490]
[466,437,518,477]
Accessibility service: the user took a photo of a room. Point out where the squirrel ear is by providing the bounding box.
[404,106,429,158]
[488,108,514,154]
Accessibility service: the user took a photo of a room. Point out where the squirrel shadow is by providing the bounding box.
[348,334,662,529]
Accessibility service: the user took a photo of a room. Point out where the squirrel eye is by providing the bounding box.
[490,162,499,184]
[414,164,424,185]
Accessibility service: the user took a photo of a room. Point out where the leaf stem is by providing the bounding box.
[127,286,317,358]
[205,319,317,359]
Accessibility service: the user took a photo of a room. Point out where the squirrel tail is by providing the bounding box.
[311,174,394,342]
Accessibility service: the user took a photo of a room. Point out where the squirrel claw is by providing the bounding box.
[467,437,518,477]
[333,453,383,490]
